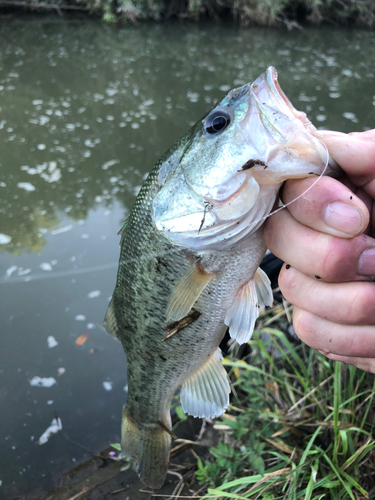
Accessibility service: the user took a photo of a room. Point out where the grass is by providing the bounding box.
[188,307,375,499]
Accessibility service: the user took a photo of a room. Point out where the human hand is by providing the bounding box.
[264,129,375,373]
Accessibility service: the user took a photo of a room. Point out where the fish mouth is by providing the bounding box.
[262,66,310,125]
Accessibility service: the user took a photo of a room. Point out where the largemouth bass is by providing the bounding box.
[105,67,338,489]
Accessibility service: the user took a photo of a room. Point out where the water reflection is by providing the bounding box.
[0,16,374,499]
[1,21,374,257]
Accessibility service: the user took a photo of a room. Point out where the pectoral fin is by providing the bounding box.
[225,268,273,345]
[180,348,230,418]
[225,280,258,345]
[166,263,215,322]
[254,267,273,308]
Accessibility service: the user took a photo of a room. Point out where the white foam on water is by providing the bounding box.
[87,290,100,299]
[17,182,35,192]
[18,268,31,276]
[51,225,72,235]
[37,417,62,445]
[47,336,58,348]
[30,376,57,388]
[102,159,120,170]
[40,263,52,271]
[6,265,17,276]
[343,112,358,122]
[103,381,113,391]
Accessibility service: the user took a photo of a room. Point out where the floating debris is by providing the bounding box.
[6,265,17,276]
[102,159,119,170]
[75,333,89,346]
[37,417,62,445]
[51,225,72,235]
[30,376,57,388]
[47,336,58,348]
[103,381,113,391]
[17,182,36,192]
[0,234,11,244]
[40,263,53,272]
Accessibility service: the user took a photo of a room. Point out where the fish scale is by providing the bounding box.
[105,66,339,489]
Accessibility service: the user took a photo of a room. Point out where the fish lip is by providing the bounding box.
[263,66,309,124]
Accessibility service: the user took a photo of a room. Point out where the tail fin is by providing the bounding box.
[121,409,172,489]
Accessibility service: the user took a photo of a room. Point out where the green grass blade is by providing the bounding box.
[322,452,356,500]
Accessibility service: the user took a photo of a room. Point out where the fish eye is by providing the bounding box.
[204,107,233,135]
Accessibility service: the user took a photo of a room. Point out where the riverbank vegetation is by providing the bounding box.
[109,300,375,498]
[1,0,374,26]
[190,324,375,499]
[167,309,375,499]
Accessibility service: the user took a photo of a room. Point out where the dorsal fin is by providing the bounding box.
[104,299,120,339]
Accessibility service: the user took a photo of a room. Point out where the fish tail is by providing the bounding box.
[121,409,172,489]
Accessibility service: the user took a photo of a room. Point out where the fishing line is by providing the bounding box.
[0,248,182,285]
[259,139,330,224]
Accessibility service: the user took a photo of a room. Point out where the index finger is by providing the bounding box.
[313,129,375,197]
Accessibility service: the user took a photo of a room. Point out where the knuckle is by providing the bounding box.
[278,265,299,302]
[292,307,315,346]
[365,360,375,375]
[320,237,356,281]
[348,288,373,324]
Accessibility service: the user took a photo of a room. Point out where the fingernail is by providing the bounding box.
[324,202,364,235]
[358,248,375,277]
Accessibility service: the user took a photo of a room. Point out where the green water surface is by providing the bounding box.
[0,16,374,498]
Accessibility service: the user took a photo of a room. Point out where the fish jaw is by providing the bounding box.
[241,66,338,182]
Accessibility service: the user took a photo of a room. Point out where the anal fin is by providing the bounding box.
[224,267,273,345]
[166,262,215,322]
[180,348,230,419]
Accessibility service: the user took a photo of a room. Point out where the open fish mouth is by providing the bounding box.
[256,66,312,126]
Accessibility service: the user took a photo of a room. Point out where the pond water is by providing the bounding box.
[0,15,374,499]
